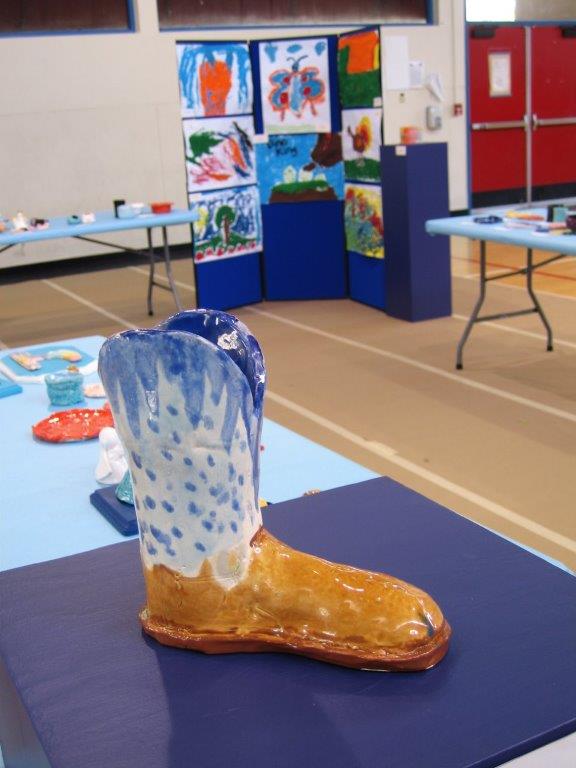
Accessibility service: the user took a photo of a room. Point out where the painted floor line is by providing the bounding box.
[42,280,135,330]
[132,268,576,424]
[129,266,197,294]
[267,389,576,556]
[451,313,576,350]
[452,271,576,301]
[245,306,576,425]
[461,268,511,279]
[134,266,576,349]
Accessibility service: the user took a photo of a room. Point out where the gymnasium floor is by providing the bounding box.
[1,237,575,571]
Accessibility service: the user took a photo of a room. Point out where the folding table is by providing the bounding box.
[426,211,576,368]
[0,209,199,316]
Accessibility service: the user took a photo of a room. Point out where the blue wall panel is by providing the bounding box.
[348,251,386,310]
[261,201,347,300]
[194,252,263,310]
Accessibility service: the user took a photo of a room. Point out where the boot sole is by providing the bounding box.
[140,608,451,671]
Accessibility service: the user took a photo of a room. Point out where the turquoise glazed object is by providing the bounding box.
[115,470,134,506]
[45,369,84,406]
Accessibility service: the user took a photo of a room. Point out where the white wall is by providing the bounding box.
[381,0,468,210]
[0,0,467,267]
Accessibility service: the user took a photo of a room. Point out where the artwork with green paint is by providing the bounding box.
[183,115,256,193]
[342,108,382,183]
[190,185,262,263]
[344,183,384,259]
[338,28,381,109]
[255,134,344,204]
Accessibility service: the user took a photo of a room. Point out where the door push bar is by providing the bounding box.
[532,114,576,129]
[472,115,576,131]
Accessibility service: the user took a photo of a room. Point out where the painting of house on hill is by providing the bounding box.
[256,134,343,204]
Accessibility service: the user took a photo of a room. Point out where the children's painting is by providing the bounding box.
[344,184,384,259]
[190,186,262,263]
[342,108,382,183]
[177,42,253,118]
[258,38,332,134]
[338,29,381,109]
[256,134,343,204]
[183,116,256,193]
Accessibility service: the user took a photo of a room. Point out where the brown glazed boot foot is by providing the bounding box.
[140,528,451,671]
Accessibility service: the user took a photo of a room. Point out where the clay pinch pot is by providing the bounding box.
[150,202,173,214]
[32,405,114,443]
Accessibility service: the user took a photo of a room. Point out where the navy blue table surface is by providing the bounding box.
[1,477,575,768]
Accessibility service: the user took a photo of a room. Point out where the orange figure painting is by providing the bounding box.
[199,59,232,117]
[178,43,253,118]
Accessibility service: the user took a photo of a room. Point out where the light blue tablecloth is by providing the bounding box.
[426,209,576,255]
[0,336,376,571]
[0,209,198,246]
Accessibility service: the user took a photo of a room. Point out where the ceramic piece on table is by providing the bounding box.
[99,310,451,671]
[130,203,151,216]
[95,426,129,485]
[81,212,96,224]
[45,367,84,407]
[150,201,173,214]
[67,215,81,225]
[84,382,106,398]
[12,212,29,231]
[115,470,134,505]
[32,406,113,443]
[45,349,83,363]
[30,218,49,230]
[117,205,137,219]
[11,351,44,371]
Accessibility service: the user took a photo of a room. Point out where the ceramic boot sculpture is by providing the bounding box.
[99,310,451,671]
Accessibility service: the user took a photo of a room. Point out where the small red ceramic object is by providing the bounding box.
[150,202,173,214]
[32,406,114,443]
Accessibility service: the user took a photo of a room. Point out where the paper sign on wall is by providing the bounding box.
[489,52,511,97]
[382,36,410,91]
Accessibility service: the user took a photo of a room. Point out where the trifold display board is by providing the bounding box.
[173,29,403,312]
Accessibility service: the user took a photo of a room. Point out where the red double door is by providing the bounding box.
[469,25,576,208]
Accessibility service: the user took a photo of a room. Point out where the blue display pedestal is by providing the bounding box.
[194,252,263,310]
[261,202,347,300]
[381,144,452,321]
[1,478,576,768]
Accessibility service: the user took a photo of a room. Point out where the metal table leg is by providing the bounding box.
[162,226,183,312]
[146,228,155,317]
[456,241,487,370]
[526,248,553,352]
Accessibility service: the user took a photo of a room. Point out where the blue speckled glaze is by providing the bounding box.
[99,310,266,582]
